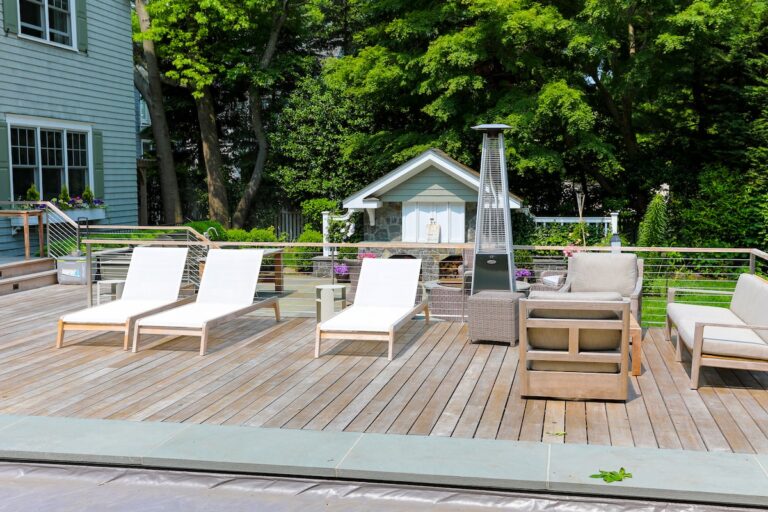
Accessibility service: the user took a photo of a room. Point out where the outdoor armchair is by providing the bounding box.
[56,247,190,350]
[133,249,280,355]
[552,253,643,323]
[315,258,429,361]
[666,273,768,389]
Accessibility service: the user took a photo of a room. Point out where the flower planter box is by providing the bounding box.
[10,208,106,227]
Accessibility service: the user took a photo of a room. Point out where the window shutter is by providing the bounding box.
[76,0,88,52]
[92,130,104,199]
[0,121,10,201]
[2,0,18,34]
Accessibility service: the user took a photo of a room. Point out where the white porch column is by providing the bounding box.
[322,211,331,257]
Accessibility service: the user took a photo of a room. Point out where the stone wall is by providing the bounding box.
[364,202,402,242]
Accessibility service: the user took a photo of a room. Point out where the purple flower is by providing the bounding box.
[333,263,349,275]
[515,268,532,278]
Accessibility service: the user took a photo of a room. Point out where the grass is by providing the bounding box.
[641,277,736,327]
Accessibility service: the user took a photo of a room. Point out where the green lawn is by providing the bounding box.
[641,277,736,327]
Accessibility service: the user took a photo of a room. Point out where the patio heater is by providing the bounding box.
[471,124,516,294]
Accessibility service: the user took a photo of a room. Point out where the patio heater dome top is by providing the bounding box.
[472,124,511,133]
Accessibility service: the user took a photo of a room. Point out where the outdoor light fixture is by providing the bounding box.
[471,124,516,294]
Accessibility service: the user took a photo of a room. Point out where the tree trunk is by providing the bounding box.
[195,87,230,227]
[231,0,290,229]
[135,0,182,225]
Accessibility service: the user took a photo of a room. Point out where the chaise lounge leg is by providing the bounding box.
[424,304,430,323]
[273,301,281,322]
[56,320,65,349]
[200,325,210,356]
[315,325,321,358]
[132,325,142,353]
[123,320,133,351]
[388,329,394,361]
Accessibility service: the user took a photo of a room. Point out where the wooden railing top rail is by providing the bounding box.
[0,200,79,228]
[81,238,762,254]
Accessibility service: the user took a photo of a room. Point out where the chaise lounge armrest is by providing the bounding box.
[667,287,735,303]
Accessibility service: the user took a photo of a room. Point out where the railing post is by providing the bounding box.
[86,243,93,307]
[749,252,756,274]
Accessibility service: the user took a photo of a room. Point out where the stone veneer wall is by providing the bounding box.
[364,202,403,242]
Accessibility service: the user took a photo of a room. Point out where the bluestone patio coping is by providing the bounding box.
[0,414,764,507]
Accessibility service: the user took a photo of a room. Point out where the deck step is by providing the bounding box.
[0,270,58,296]
[0,258,56,280]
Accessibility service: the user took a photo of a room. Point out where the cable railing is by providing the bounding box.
[77,238,768,326]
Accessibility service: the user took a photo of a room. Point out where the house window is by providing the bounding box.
[9,123,91,200]
[402,202,465,243]
[19,0,73,46]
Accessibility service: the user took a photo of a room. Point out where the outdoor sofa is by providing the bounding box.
[666,273,768,389]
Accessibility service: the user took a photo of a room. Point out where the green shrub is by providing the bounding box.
[637,194,669,247]
[59,185,70,204]
[301,198,339,230]
[225,229,250,242]
[287,225,323,272]
[25,183,40,202]
[185,220,226,241]
[249,226,278,242]
[82,186,95,205]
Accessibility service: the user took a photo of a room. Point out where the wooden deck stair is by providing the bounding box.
[0,258,57,296]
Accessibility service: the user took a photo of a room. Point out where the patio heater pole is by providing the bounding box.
[471,124,516,294]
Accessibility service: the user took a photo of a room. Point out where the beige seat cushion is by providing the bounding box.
[667,302,768,360]
[568,253,638,297]
[527,292,623,321]
[729,274,768,343]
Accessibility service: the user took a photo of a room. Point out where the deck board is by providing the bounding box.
[1,285,767,453]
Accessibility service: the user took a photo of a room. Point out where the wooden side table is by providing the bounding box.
[630,314,643,376]
[0,210,45,260]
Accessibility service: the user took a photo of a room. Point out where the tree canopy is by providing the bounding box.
[135,0,768,248]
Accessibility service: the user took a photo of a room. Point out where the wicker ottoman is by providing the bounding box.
[467,290,525,344]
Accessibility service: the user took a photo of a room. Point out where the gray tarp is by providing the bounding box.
[0,463,758,512]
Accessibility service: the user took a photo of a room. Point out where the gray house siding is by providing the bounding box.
[0,0,136,258]
[379,166,477,203]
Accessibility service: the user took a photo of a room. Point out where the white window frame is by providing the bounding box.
[6,115,93,201]
[16,0,78,51]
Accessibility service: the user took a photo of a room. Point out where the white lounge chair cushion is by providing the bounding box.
[62,300,174,325]
[668,302,768,360]
[353,258,421,308]
[320,306,416,333]
[729,274,768,342]
[137,302,243,329]
[121,247,189,302]
[568,253,638,297]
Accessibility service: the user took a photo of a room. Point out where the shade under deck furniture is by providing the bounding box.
[666,273,768,389]
[520,292,631,401]
[56,247,190,350]
[316,258,429,361]
[134,249,280,356]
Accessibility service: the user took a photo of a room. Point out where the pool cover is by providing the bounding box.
[0,462,758,512]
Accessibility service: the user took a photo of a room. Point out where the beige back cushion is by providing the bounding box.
[569,253,638,296]
[730,274,768,342]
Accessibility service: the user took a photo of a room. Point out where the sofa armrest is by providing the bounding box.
[631,274,643,299]
[667,287,735,304]
[694,321,768,332]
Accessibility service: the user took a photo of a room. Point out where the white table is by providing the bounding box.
[96,279,125,305]
[315,284,347,323]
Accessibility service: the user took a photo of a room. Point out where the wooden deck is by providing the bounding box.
[1,285,767,454]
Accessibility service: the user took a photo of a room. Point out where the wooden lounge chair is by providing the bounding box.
[132,249,280,355]
[315,258,429,361]
[667,273,768,389]
[519,292,631,401]
[56,247,190,350]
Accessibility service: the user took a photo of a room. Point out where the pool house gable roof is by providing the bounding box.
[342,148,524,210]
